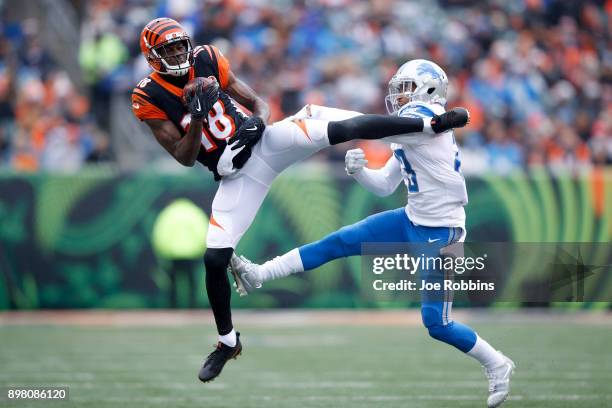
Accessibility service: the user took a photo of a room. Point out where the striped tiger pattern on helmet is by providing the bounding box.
[140,18,193,76]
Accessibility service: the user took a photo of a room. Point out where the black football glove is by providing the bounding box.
[184,80,219,121]
[228,117,266,151]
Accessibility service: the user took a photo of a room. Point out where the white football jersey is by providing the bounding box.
[385,101,468,228]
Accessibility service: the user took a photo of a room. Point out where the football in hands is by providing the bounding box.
[181,76,217,106]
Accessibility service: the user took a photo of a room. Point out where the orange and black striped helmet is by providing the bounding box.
[140,18,193,76]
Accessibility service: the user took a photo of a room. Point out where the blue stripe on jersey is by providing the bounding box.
[413,105,435,117]
[398,104,435,118]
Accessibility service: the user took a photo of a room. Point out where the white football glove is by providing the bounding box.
[345,148,368,175]
[217,144,245,177]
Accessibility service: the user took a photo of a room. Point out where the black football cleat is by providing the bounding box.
[431,107,470,133]
[198,332,242,383]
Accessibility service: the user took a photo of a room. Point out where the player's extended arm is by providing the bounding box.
[224,70,271,124]
[345,149,402,197]
[145,118,202,167]
[327,108,468,145]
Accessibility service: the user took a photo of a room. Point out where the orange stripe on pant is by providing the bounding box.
[292,119,311,141]
[210,215,225,231]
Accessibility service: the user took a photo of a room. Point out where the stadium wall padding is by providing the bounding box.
[0,168,610,310]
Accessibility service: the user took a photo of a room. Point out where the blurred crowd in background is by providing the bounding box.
[0,0,610,174]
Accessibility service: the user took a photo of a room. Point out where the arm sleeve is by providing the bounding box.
[352,156,403,197]
[131,89,168,121]
[328,114,425,145]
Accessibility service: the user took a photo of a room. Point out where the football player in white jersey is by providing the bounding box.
[231,60,515,408]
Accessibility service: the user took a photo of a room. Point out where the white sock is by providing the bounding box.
[260,248,304,282]
[422,117,434,134]
[466,335,505,369]
[218,329,236,347]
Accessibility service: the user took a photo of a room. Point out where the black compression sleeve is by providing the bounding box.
[204,247,234,335]
[327,114,426,145]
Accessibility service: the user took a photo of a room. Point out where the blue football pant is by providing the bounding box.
[299,208,477,352]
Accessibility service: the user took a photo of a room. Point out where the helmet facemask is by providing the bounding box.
[385,77,418,115]
[385,76,443,114]
[148,38,193,76]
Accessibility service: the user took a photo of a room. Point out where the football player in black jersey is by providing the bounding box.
[133,17,270,382]
[132,17,470,383]
[133,18,270,178]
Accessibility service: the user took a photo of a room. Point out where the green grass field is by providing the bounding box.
[1,311,611,408]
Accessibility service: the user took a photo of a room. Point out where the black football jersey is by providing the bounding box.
[132,45,248,180]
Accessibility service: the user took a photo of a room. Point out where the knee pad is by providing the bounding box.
[421,305,444,330]
[427,325,450,343]
[422,306,449,342]
[421,304,478,352]
[204,248,233,273]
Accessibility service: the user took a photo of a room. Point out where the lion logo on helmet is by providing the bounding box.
[417,62,442,80]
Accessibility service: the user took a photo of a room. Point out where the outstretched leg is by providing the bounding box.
[254,105,468,175]
[231,208,410,290]
[287,104,470,143]
[327,107,470,144]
